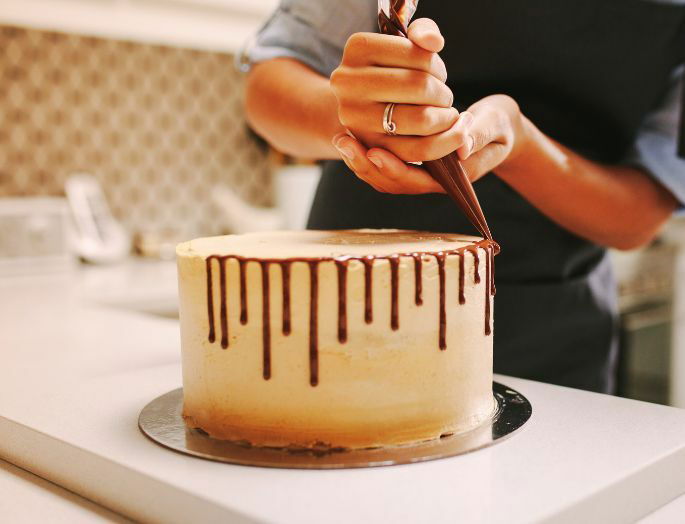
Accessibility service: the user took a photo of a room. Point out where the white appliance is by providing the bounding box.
[64,174,131,264]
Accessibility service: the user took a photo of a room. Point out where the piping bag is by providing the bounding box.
[378,0,495,244]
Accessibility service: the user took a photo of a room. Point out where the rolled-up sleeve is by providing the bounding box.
[245,0,377,77]
[625,65,685,208]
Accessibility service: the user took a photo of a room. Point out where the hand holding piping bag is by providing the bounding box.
[330,0,528,240]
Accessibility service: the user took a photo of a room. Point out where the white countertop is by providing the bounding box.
[3,260,685,523]
[0,459,129,523]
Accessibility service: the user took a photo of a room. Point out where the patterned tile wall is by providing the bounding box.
[0,25,273,239]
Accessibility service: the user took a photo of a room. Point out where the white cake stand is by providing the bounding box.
[138,382,531,469]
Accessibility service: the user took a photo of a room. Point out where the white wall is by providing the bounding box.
[0,0,278,53]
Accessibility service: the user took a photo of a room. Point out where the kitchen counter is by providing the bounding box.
[3,260,685,523]
[0,458,130,523]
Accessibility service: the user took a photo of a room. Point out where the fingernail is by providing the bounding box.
[368,155,383,169]
[332,133,347,148]
[461,112,474,128]
[414,29,429,41]
[334,139,355,161]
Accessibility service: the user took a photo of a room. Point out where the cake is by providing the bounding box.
[176,229,497,449]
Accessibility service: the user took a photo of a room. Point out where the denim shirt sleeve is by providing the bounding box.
[245,0,377,77]
[624,65,685,209]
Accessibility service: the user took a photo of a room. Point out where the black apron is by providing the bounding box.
[308,0,685,393]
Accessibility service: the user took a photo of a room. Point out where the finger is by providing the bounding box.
[372,111,475,162]
[456,106,506,160]
[332,134,394,192]
[340,103,459,136]
[407,19,444,53]
[343,32,447,81]
[366,148,445,194]
[460,142,511,182]
[332,66,453,107]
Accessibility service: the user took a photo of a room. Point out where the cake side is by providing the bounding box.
[177,229,496,449]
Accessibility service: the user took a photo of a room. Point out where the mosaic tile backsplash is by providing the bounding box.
[0,25,272,239]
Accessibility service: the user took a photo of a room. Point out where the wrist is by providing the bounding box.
[496,114,537,179]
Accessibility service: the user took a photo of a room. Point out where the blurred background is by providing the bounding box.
[1,0,684,407]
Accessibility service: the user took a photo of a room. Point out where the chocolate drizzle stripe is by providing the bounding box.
[309,261,319,387]
[389,256,400,330]
[412,253,423,306]
[204,238,497,386]
[485,245,492,336]
[260,261,271,379]
[458,252,465,305]
[362,258,374,324]
[239,259,248,325]
[336,260,348,343]
[219,257,229,349]
[436,253,447,350]
[206,257,215,344]
[281,261,291,336]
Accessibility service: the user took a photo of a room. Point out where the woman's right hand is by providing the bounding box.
[330,18,469,163]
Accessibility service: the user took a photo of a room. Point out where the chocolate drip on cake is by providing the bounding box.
[436,252,447,350]
[485,245,494,336]
[238,259,248,325]
[362,257,374,324]
[335,260,348,343]
[389,255,400,330]
[411,253,423,306]
[281,261,291,336]
[260,261,271,379]
[308,260,319,386]
[458,252,465,305]
[219,257,229,349]
[204,238,496,386]
[206,258,216,344]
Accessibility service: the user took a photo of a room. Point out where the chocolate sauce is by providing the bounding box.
[281,261,291,336]
[219,258,228,349]
[389,255,400,330]
[411,253,423,306]
[458,252,465,305]
[425,157,493,242]
[206,258,216,344]
[362,257,374,324]
[204,239,496,386]
[308,261,319,386]
[436,253,447,350]
[335,260,348,343]
[239,259,248,325]
[260,261,271,379]
[485,245,493,336]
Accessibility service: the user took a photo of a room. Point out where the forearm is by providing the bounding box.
[496,117,678,250]
[245,58,344,159]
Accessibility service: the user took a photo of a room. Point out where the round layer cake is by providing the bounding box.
[177,229,497,449]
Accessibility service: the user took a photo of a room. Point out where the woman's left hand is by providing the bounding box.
[332,94,529,194]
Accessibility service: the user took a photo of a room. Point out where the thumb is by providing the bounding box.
[407,18,444,53]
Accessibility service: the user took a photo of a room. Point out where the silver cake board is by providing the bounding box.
[139,382,532,469]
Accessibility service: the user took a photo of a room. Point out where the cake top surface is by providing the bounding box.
[177,229,483,259]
